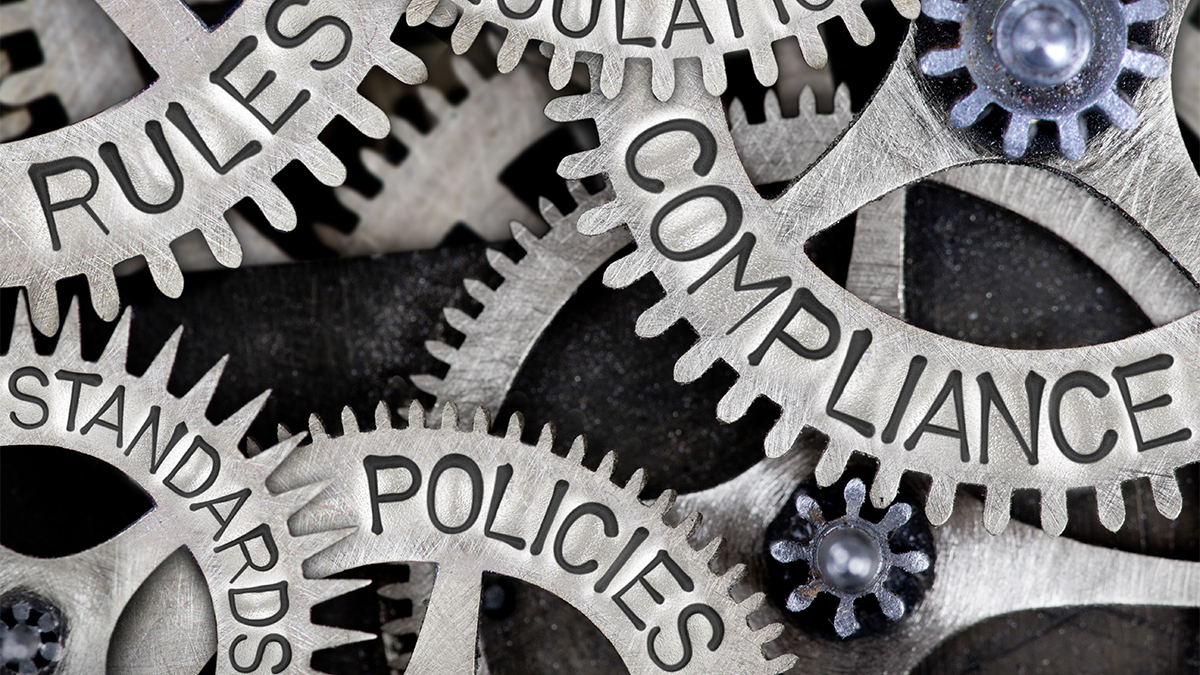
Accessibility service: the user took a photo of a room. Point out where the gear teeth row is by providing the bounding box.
[273,399,797,672]
[730,83,855,185]
[412,179,629,419]
[319,54,558,254]
[414,0,918,100]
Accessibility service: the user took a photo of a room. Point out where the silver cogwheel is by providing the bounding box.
[0,299,368,674]
[266,402,798,675]
[674,439,1200,673]
[546,0,1200,538]
[0,0,426,336]
[401,0,921,99]
[316,53,561,254]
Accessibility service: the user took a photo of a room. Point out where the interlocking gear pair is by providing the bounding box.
[2,0,1200,667]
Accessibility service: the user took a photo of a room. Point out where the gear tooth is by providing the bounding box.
[299,142,347,188]
[1149,473,1183,520]
[55,297,84,358]
[463,279,495,305]
[558,149,598,180]
[359,146,395,178]
[834,597,859,637]
[698,536,723,563]
[373,401,392,430]
[950,88,992,127]
[181,356,229,413]
[472,406,490,434]
[0,67,51,106]
[716,378,758,423]
[764,408,805,459]
[84,270,121,322]
[425,340,458,365]
[795,495,823,523]
[600,56,626,99]
[8,292,35,355]
[496,35,528,74]
[504,412,525,439]
[673,341,714,384]
[925,475,957,526]
[536,423,555,451]
[1057,115,1087,160]
[844,478,866,518]
[727,98,750,130]
[651,490,677,519]
[251,183,298,232]
[755,622,785,643]
[749,45,780,85]
[440,401,459,430]
[596,451,617,479]
[538,196,564,223]
[26,281,61,337]
[144,327,184,385]
[580,199,625,237]
[0,1,32,37]
[797,86,817,117]
[381,616,422,636]
[677,511,701,539]
[343,96,391,140]
[308,414,328,440]
[723,563,748,591]
[624,468,647,496]
[1122,0,1169,24]
[510,220,541,252]
[983,484,1012,534]
[834,83,853,117]
[878,501,914,533]
[372,38,428,86]
[548,46,576,90]
[277,423,292,443]
[217,390,270,447]
[1003,114,1035,158]
[245,437,264,457]
[892,550,929,573]
[409,401,426,429]
[567,435,587,464]
[870,463,903,509]
[416,83,453,121]
[486,248,519,279]
[198,214,244,269]
[443,307,475,334]
[893,0,921,19]
[406,0,440,25]
[601,249,651,290]
[875,588,905,619]
[377,581,413,601]
[1097,90,1138,129]
[1040,488,1069,536]
[98,309,134,367]
[843,5,876,46]
[341,406,359,434]
[1095,483,1127,532]
[922,0,967,22]
[700,55,727,96]
[144,247,185,298]
[741,591,766,616]
[410,373,445,397]
[650,58,676,101]
[636,299,682,338]
[921,47,968,77]
[450,13,486,54]
[543,95,581,123]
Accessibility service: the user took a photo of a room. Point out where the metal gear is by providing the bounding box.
[266,402,798,675]
[919,0,1171,159]
[675,438,1200,673]
[0,298,367,674]
[546,0,1200,538]
[0,0,142,141]
[0,0,426,336]
[316,54,561,253]
[401,0,921,99]
[767,478,929,638]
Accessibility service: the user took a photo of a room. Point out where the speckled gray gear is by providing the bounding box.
[0,0,426,336]
[545,0,1200,538]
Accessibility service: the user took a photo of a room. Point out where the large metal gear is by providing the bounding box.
[266,401,797,675]
[0,299,367,674]
[546,0,1200,535]
[0,0,426,336]
[402,0,921,99]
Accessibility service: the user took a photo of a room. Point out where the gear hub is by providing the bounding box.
[1,596,62,674]
[919,0,1169,159]
[767,478,932,638]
